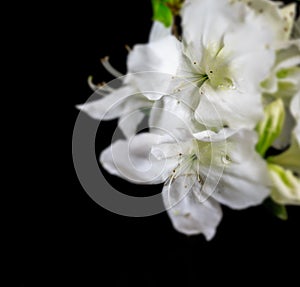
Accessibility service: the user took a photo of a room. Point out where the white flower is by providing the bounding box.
[128,0,278,130]
[100,128,270,240]
[77,21,171,138]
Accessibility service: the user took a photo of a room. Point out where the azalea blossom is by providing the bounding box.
[75,0,300,237]
[77,21,171,138]
[128,0,283,130]
[100,128,270,239]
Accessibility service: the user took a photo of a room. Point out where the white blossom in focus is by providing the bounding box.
[100,128,270,239]
[128,0,280,130]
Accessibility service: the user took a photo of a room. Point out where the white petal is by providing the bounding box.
[127,36,181,100]
[100,133,177,184]
[149,95,203,135]
[262,42,300,95]
[291,92,300,127]
[149,21,171,43]
[117,95,152,138]
[181,0,246,53]
[276,44,300,72]
[272,107,295,150]
[198,130,271,209]
[211,172,270,210]
[118,110,144,139]
[77,85,137,120]
[195,83,264,129]
[294,123,300,146]
[250,0,295,42]
[182,0,277,53]
[162,177,222,240]
[218,130,270,209]
[290,91,300,144]
[149,128,195,161]
[193,128,237,142]
[128,35,180,75]
[279,3,297,40]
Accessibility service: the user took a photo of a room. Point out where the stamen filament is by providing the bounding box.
[101,56,124,78]
[87,76,110,96]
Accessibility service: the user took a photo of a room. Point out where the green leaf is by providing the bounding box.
[264,198,288,221]
[256,98,285,157]
[151,0,173,27]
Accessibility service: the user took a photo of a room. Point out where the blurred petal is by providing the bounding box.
[268,163,300,206]
[149,21,171,43]
[118,110,144,139]
[127,36,181,100]
[291,91,300,143]
[162,177,222,240]
[268,136,300,175]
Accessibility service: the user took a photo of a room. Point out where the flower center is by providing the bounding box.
[192,43,236,90]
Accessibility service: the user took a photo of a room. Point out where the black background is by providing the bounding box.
[54,0,300,285]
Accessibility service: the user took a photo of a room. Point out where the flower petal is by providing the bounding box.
[181,0,246,52]
[268,163,300,206]
[77,85,138,120]
[291,91,300,143]
[290,91,300,129]
[117,95,153,138]
[118,110,144,139]
[127,36,181,100]
[149,21,171,43]
[182,0,277,55]
[100,133,177,184]
[262,43,300,95]
[197,129,271,209]
[149,95,204,135]
[195,83,264,129]
[162,177,222,240]
[268,136,300,176]
[272,107,295,150]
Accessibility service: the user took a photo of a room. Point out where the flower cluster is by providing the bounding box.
[78,0,300,240]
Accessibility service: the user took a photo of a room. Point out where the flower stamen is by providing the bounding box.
[101,56,124,78]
